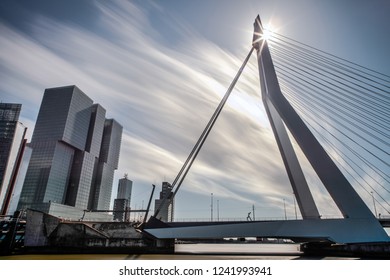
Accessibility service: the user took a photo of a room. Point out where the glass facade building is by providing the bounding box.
[18,86,122,214]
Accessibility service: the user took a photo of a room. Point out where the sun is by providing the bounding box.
[252,19,278,48]
[262,29,272,41]
[262,24,275,41]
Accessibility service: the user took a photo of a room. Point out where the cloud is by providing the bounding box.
[0,1,349,219]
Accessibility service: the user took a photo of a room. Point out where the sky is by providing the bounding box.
[0,0,389,221]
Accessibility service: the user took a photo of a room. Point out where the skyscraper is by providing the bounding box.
[154,182,174,222]
[90,119,122,210]
[117,175,133,202]
[0,103,30,215]
[18,85,122,214]
[113,175,132,221]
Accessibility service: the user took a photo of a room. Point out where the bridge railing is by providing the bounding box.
[171,215,388,222]
[378,215,390,220]
[172,217,299,222]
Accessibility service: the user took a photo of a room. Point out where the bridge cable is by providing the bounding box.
[265,34,390,211]
[277,76,390,183]
[270,32,390,87]
[269,44,390,118]
[280,81,390,189]
[272,50,388,174]
[285,94,390,213]
[273,61,390,149]
[268,41,390,156]
[269,41,390,111]
[282,89,390,213]
[269,46,390,112]
[274,65,390,163]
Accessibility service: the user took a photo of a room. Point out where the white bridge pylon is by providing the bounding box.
[144,15,390,244]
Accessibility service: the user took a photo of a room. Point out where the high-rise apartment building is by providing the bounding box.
[0,103,30,215]
[154,182,174,222]
[113,175,133,221]
[18,85,122,214]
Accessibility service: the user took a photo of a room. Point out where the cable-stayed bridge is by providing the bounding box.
[144,15,390,247]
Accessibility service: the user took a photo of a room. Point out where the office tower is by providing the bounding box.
[154,182,174,222]
[18,85,122,214]
[65,104,106,209]
[0,103,30,215]
[113,175,132,221]
[117,175,133,201]
[89,118,122,210]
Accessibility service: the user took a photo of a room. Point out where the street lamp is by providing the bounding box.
[217,200,219,222]
[211,193,213,222]
[283,198,287,220]
[371,191,378,218]
[293,193,297,219]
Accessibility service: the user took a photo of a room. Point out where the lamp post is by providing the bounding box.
[217,200,219,221]
[371,191,377,218]
[211,193,213,222]
[283,198,287,220]
[293,193,297,219]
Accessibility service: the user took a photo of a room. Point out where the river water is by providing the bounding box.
[0,243,359,260]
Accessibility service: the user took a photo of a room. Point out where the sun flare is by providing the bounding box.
[262,29,272,40]
[262,24,275,41]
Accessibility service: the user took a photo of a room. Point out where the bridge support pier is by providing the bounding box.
[154,238,175,253]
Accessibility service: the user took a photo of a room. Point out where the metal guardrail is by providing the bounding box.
[172,215,390,222]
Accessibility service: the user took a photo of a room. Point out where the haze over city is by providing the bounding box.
[1,0,389,221]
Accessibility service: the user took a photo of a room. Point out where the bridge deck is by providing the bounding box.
[144,216,390,244]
